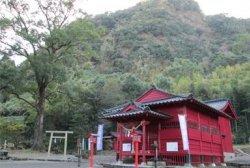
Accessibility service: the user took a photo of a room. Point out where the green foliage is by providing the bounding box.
[168,0,200,11]
[121,74,148,100]
[0,57,20,91]
[207,15,249,36]
[96,0,250,74]
[0,116,25,145]
[0,0,104,149]
[154,74,172,90]
[0,0,250,148]
[232,33,250,55]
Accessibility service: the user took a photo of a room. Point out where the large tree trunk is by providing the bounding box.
[32,85,46,150]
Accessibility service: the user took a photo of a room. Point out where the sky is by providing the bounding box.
[195,0,250,19]
[5,0,250,65]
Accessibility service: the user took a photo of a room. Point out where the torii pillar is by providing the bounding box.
[46,131,73,156]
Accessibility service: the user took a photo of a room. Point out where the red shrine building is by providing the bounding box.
[102,87,237,166]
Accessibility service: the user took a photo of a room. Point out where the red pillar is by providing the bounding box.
[218,120,225,163]
[158,122,161,153]
[89,135,95,168]
[119,123,123,162]
[116,123,119,153]
[142,120,146,164]
[134,140,139,168]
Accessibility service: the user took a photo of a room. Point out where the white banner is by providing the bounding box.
[88,138,90,150]
[97,124,104,151]
[178,114,189,150]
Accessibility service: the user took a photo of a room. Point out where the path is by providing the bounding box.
[1,150,116,168]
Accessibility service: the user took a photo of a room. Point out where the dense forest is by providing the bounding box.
[0,0,249,150]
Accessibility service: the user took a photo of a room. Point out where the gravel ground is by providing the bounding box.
[227,155,250,165]
[0,160,87,168]
[0,150,116,168]
[0,154,116,168]
[2,150,250,168]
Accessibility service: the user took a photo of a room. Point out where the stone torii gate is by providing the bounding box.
[46,131,73,156]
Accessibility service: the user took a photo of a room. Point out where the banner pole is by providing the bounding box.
[186,114,191,165]
[178,114,191,166]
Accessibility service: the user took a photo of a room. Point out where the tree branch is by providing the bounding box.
[0,40,29,57]
[36,0,52,32]
[10,92,36,108]
[5,2,37,56]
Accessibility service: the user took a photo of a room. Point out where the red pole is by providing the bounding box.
[89,136,94,168]
[142,120,146,163]
[134,140,139,168]
[119,124,123,161]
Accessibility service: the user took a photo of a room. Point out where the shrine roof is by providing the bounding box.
[204,99,228,110]
[204,99,238,119]
[102,96,186,115]
[142,96,187,106]
[102,102,130,116]
[101,88,237,120]
[102,109,171,120]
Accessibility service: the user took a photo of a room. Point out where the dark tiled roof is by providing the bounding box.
[102,109,170,119]
[102,95,233,119]
[204,99,228,110]
[102,102,129,116]
[101,96,184,116]
[142,96,187,106]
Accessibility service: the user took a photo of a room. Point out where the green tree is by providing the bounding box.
[0,0,102,149]
[232,33,250,55]
[0,56,19,91]
[121,74,148,100]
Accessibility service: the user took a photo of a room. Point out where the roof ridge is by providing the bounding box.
[153,87,175,97]
[175,93,191,98]
[135,87,176,102]
[102,108,171,119]
[204,98,229,103]
[105,102,129,110]
[141,95,186,104]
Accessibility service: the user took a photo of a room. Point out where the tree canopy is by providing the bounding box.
[0,0,250,150]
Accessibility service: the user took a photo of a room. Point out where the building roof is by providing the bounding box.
[204,99,229,111]
[135,87,173,103]
[142,96,187,106]
[102,102,130,116]
[102,109,171,121]
[101,88,237,120]
[204,99,238,119]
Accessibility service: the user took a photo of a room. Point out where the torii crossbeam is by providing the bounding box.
[46,131,73,156]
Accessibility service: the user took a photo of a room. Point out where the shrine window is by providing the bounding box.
[201,125,210,133]
[211,127,219,135]
[161,121,180,129]
[187,120,199,129]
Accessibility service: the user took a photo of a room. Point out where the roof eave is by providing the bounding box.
[190,99,233,119]
[101,110,171,121]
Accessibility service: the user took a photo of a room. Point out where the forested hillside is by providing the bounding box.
[93,0,250,143]
[95,0,250,73]
[0,0,249,149]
